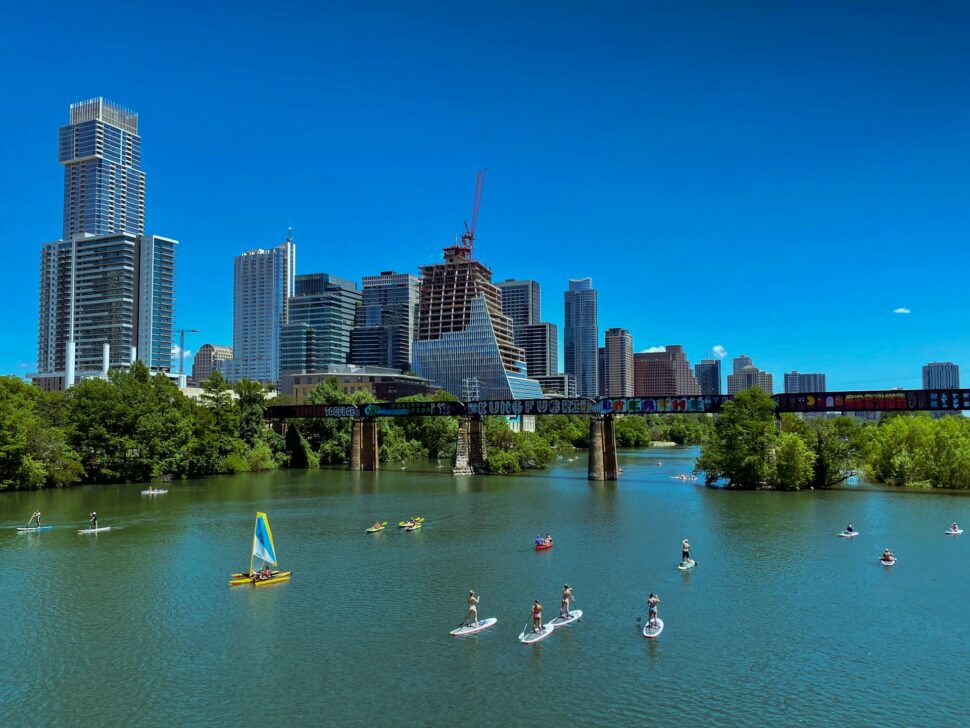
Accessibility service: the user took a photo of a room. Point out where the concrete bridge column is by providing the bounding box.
[588,416,605,480]
[349,418,363,471]
[361,418,380,471]
[602,414,618,481]
[453,416,488,474]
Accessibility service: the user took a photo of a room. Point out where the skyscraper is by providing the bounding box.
[519,322,558,378]
[349,271,421,371]
[727,355,773,394]
[496,279,540,330]
[784,371,827,393]
[59,98,145,239]
[35,99,176,389]
[564,278,598,397]
[411,245,541,400]
[922,362,960,389]
[694,359,722,396]
[191,344,233,386]
[634,345,701,396]
[282,273,361,375]
[224,236,296,384]
[604,328,634,397]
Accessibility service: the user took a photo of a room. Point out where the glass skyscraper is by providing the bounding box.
[563,277,599,397]
[281,273,361,376]
[348,271,420,372]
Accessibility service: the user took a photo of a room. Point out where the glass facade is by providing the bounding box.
[563,277,599,397]
[349,271,420,371]
[283,273,361,374]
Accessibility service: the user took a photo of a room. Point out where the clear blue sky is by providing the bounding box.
[3,0,969,390]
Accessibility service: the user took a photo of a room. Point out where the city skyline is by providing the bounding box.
[6,2,970,389]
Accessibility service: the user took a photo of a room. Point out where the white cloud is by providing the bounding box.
[641,346,666,353]
[712,344,727,359]
[893,307,911,314]
[171,346,193,360]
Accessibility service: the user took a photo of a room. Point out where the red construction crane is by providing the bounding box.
[460,169,487,255]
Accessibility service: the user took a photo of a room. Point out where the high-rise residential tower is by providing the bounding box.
[564,278,599,397]
[349,271,421,371]
[59,98,145,239]
[411,245,542,400]
[634,345,701,397]
[519,322,558,378]
[496,279,540,331]
[922,362,960,389]
[784,371,827,393]
[727,355,773,395]
[191,344,233,385]
[224,236,296,384]
[694,359,722,396]
[282,273,361,376]
[604,328,634,397]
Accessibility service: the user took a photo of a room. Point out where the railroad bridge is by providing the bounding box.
[264,389,970,481]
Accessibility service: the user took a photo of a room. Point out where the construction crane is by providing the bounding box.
[176,328,200,377]
[460,169,487,255]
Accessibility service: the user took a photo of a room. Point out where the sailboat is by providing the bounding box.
[228,512,293,586]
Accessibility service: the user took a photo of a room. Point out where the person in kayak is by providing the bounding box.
[534,534,544,546]
[28,511,42,528]
[647,593,661,627]
[882,548,894,562]
[464,590,480,627]
[89,512,98,530]
[532,600,543,633]
[544,533,553,546]
[560,584,573,618]
[371,521,382,530]
[681,539,691,564]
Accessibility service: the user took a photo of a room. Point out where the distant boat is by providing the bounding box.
[229,512,292,586]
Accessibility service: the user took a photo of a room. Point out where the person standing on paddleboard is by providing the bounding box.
[28,511,41,528]
[681,539,691,564]
[560,585,573,618]
[647,593,660,627]
[89,512,98,530]
[532,600,543,633]
[464,590,480,627]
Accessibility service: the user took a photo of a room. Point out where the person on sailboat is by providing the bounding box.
[532,600,543,633]
[464,590,480,627]
[28,511,42,528]
[560,584,573,618]
[647,593,661,627]
[89,512,98,530]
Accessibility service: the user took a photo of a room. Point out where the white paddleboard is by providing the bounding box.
[548,610,583,628]
[880,557,896,566]
[945,529,963,535]
[141,489,168,495]
[838,531,860,538]
[17,526,53,533]
[450,617,498,636]
[78,526,112,534]
[678,559,696,571]
[643,617,664,639]
[518,624,554,644]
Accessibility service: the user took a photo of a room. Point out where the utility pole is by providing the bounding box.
[176,328,200,377]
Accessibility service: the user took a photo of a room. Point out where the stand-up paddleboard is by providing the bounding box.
[838,531,860,538]
[141,489,168,495]
[518,624,554,644]
[17,525,54,533]
[643,617,664,638]
[548,610,582,628]
[450,618,498,636]
[78,526,112,534]
[880,557,896,566]
[677,558,696,571]
[945,529,964,535]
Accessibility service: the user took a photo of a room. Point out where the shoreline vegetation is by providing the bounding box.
[1,370,967,491]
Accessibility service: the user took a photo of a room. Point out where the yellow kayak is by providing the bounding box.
[404,523,422,532]
[398,517,425,527]
[228,570,293,586]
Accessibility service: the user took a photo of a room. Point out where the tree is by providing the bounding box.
[234,379,266,446]
[771,431,816,490]
[697,388,778,488]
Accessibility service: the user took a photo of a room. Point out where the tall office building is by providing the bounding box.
[282,273,361,375]
[191,344,233,385]
[784,371,827,393]
[496,279,540,330]
[564,278,599,397]
[519,323,558,378]
[348,271,420,371]
[411,245,542,400]
[694,359,722,396]
[604,328,634,397]
[634,345,701,397]
[35,99,176,389]
[727,355,773,394]
[59,98,145,239]
[922,362,960,389]
[224,236,296,384]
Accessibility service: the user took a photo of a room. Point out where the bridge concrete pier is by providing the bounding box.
[588,415,619,481]
[453,416,487,475]
[349,417,380,471]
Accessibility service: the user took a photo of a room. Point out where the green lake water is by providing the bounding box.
[2,447,969,726]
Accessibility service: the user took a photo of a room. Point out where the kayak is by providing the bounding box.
[17,526,53,533]
[945,529,964,535]
[366,525,385,533]
[518,624,554,644]
[838,531,860,538]
[450,617,498,636]
[398,517,424,528]
[141,489,168,495]
[643,617,664,639]
[548,609,583,628]
[880,557,896,566]
[78,526,111,534]
[535,543,553,551]
[405,523,422,532]
[677,558,696,571]
[229,571,293,586]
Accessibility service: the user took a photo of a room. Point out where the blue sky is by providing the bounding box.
[2,0,969,390]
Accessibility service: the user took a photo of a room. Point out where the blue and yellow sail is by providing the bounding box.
[249,512,278,573]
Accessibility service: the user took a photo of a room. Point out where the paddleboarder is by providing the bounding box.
[882,548,894,562]
[89,512,98,530]
[681,539,691,565]
[531,600,543,633]
[27,511,41,528]
[647,593,661,627]
[845,524,855,534]
[464,590,480,627]
[560,584,573,618]
[951,522,960,533]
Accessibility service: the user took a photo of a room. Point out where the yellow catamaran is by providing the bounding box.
[229,512,292,586]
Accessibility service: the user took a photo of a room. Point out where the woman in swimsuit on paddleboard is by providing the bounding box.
[464,590,480,627]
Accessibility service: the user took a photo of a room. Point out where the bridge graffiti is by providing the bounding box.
[774,389,970,413]
[597,396,731,414]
